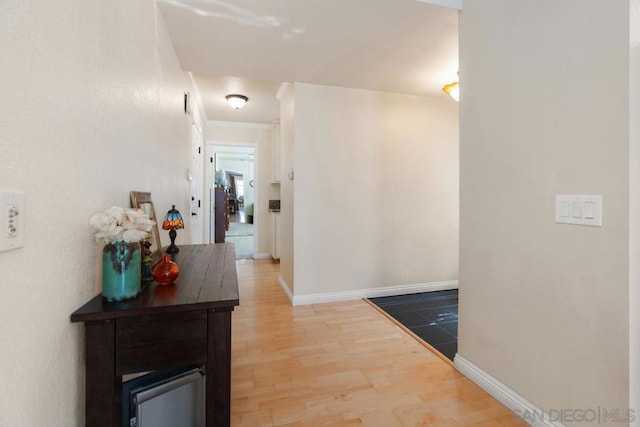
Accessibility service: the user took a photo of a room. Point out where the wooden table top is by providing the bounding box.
[71,244,239,323]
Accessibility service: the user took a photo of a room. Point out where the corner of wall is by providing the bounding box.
[629,0,640,420]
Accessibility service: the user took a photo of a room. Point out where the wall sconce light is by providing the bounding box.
[225,94,249,110]
[442,81,459,102]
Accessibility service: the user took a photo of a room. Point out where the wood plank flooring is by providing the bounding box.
[232,260,528,426]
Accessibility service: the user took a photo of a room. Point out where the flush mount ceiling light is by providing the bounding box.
[225,94,249,110]
[442,81,459,102]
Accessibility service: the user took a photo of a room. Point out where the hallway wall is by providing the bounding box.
[0,1,196,424]
[292,83,459,298]
[459,0,630,416]
[206,123,276,256]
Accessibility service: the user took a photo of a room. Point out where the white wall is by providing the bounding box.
[0,1,196,425]
[292,83,459,297]
[280,87,296,292]
[206,123,277,256]
[630,0,640,421]
[459,0,630,418]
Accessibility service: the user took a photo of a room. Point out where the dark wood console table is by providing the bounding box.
[71,244,239,427]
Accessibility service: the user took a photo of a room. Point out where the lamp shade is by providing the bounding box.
[162,205,184,230]
[442,82,459,102]
[225,94,248,110]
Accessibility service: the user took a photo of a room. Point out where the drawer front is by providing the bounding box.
[115,311,207,375]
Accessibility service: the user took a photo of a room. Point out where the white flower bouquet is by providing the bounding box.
[90,206,156,244]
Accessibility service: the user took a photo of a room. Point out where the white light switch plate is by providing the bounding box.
[0,191,25,252]
[555,195,602,227]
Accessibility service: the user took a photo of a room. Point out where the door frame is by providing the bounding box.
[205,141,259,258]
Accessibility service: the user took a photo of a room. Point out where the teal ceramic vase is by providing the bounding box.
[102,241,141,302]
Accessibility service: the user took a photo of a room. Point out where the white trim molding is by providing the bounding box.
[454,355,565,427]
[276,82,291,101]
[415,0,462,10]
[207,120,271,130]
[253,252,272,260]
[291,280,458,306]
[278,275,293,302]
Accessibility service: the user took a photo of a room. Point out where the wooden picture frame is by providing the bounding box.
[130,191,163,265]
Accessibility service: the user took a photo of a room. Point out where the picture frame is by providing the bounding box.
[130,191,163,265]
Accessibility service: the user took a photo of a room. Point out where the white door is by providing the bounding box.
[189,123,203,244]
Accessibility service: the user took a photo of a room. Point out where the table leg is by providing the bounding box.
[85,320,121,427]
[207,309,232,427]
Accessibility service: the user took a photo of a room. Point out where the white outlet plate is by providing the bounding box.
[555,194,602,227]
[0,191,25,252]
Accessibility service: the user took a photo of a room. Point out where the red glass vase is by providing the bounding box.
[153,255,180,285]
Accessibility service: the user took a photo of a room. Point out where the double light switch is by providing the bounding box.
[555,195,602,227]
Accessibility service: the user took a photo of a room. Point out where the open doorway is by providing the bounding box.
[208,144,257,259]
[226,170,253,236]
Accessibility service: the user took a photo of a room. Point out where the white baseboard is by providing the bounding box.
[290,280,458,306]
[278,275,293,302]
[454,355,565,427]
[253,252,272,260]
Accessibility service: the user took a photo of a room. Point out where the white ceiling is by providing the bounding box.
[158,0,459,123]
[192,74,282,123]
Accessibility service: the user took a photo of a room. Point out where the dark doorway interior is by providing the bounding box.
[368,290,458,361]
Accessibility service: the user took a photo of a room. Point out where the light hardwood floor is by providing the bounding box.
[231,259,528,427]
